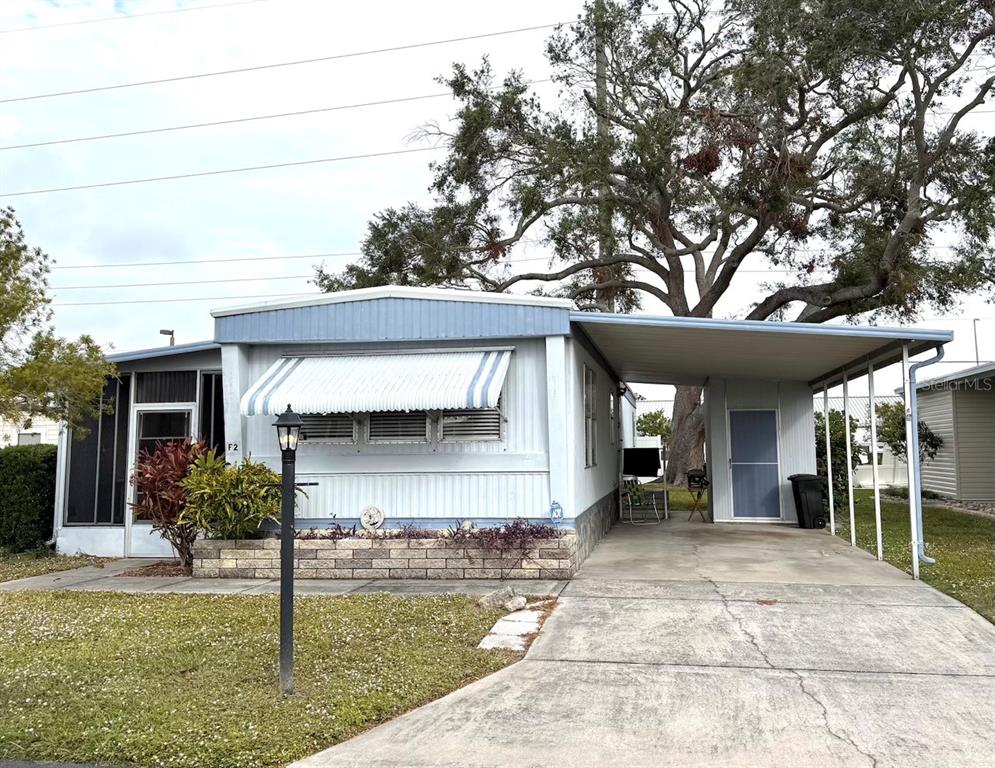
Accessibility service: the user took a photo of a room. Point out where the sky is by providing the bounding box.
[1,0,992,399]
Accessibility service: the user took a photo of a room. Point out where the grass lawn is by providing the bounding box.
[0,548,107,583]
[834,489,995,622]
[0,591,513,768]
[641,482,707,512]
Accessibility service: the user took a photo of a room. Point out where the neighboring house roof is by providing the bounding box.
[815,395,903,424]
[106,340,220,363]
[915,362,995,390]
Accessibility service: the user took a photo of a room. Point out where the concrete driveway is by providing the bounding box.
[294,520,995,768]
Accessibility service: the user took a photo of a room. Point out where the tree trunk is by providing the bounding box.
[666,385,705,484]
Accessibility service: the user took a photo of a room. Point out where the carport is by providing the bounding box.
[570,313,953,580]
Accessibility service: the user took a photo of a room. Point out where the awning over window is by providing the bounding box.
[240,350,512,417]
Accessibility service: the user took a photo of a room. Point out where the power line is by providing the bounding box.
[0,79,552,152]
[0,21,566,104]
[0,0,271,34]
[0,146,439,198]
[51,250,361,270]
[54,291,309,307]
[0,92,450,151]
[53,274,313,290]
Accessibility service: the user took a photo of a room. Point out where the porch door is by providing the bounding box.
[729,409,781,519]
[128,408,193,556]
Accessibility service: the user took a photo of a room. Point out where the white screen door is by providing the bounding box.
[729,409,781,519]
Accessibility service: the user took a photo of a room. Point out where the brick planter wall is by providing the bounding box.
[193,533,579,580]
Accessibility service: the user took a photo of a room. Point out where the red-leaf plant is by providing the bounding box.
[130,439,208,570]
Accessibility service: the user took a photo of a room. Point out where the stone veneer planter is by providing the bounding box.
[192,533,579,580]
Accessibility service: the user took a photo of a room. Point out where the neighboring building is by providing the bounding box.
[816,395,907,489]
[0,415,60,447]
[916,363,995,502]
[51,286,951,561]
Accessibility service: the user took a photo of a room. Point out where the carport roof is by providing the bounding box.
[570,313,952,389]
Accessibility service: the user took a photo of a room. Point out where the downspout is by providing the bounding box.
[908,344,946,564]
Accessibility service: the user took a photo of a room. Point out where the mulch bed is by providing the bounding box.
[118,561,191,577]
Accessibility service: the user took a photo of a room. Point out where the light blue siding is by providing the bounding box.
[215,297,570,344]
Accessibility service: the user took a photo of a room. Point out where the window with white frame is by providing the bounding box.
[583,365,597,467]
[441,406,502,441]
[300,413,356,443]
[368,412,430,443]
[17,432,41,446]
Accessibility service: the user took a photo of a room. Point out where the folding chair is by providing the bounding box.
[621,477,665,525]
[686,469,710,522]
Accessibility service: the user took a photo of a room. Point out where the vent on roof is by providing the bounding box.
[441,408,502,441]
[300,414,355,443]
[368,412,429,443]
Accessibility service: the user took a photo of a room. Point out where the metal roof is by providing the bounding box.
[211,286,573,318]
[570,313,952,389]
[106,341,220,364]
[240,349,512,416]
[915,362,995,389]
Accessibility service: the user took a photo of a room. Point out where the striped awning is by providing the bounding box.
[240,350,512,417]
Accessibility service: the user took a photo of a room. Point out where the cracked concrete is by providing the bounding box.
[293,519,994,768]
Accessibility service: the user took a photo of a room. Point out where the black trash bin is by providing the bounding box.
[788,474,828,529]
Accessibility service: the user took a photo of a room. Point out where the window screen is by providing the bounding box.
[441,408,502,441]
[368,412,428,443]
[300,414,355,443]
[136,371,197,403]
[17,433,41,446]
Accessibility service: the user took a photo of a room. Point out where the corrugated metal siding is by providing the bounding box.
[918,389,958,497]
[953,389,995,501]
[569,339,621,515]
[706,378,816,522]
[294,471,549,520]
[777,382,818,522]
[215,297,570,343]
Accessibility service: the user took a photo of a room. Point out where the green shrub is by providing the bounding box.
[180,454,281,539]
[130,440,208,569]
[0,444,58,552]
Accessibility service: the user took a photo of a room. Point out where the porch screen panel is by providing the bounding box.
[136,371,197,403]
[198,372,225,454]
[64,375,131,525]
[94,396,117,523]
[111,375,132,524]
[65,417,100,524]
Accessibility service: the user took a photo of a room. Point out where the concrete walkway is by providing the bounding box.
[0,557,566,598]
[293,520,995,768]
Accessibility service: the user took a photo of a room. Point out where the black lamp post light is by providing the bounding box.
[273,404,303,695]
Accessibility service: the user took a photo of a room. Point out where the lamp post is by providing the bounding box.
[273,404,302,695]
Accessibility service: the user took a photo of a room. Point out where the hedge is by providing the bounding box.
[0,444,58,552]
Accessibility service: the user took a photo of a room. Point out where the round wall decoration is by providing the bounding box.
[360,505,385,531]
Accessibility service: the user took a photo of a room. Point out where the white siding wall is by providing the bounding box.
[706,378,816,522]
[567,339,621,516]
[237,338,551,521]
[0,415,60,446]
[953,389,995,501]
[918,389,958,497]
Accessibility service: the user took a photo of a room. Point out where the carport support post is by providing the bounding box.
[867,361,883,561]
[902,345,921,580]
[842,370,856,546]
[822,387,836,535]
